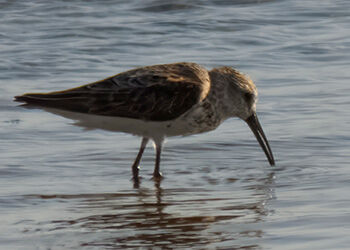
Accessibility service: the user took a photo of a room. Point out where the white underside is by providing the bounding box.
[43,106,221,142]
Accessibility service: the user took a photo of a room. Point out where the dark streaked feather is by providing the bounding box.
[15,62,210,121]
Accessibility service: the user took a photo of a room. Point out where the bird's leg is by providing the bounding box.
[153,140,163,179]
[132,137,149,183]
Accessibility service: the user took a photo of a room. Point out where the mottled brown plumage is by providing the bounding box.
[15,62,210,121]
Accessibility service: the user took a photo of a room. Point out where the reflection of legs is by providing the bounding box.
[153,141,163,178]
[132,137,149,181]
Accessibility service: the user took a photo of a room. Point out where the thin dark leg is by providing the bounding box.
[132,137,149,182]
[153,141,163,178]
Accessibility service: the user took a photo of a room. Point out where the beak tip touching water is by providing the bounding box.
[245,113,275,166]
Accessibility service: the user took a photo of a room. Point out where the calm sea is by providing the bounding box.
[1,0,350,249]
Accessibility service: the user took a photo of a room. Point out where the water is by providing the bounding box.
[1,0,350,249]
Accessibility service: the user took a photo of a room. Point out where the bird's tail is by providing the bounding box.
[14,91,90,113]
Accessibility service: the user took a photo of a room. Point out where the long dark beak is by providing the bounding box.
[245,113,275,166]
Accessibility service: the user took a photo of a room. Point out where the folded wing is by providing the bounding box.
[15,62,210,121]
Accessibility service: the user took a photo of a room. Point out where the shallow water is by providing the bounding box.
[1,0,350,249]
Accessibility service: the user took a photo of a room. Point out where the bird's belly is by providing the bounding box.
[42,107,221,139]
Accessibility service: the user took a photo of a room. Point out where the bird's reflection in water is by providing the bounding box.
[31,172,275,249]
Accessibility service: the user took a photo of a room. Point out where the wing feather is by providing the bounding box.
[15,62,211,121]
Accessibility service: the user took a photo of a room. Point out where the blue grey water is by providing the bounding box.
[1,0,349,249]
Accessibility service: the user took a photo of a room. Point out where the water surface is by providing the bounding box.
[1,0,350,249]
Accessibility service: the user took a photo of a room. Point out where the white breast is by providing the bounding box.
[43,101,224,141]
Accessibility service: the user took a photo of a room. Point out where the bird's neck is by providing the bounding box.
[204,80,233,121]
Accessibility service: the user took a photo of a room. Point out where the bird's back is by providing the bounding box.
[15,62,211,121]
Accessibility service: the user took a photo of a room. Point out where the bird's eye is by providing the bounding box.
[244,93,254,103]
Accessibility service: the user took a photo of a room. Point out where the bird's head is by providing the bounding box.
[210,66,275,166]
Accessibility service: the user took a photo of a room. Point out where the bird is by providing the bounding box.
[15,62,275,184]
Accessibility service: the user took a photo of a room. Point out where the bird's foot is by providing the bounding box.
[151,172,163,188]
[131,176,142,189]
[152,171,163,180]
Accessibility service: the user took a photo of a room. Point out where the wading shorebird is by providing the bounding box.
[15,62,275,184]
